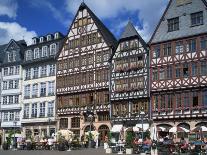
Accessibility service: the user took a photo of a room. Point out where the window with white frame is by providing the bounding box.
[3,96,7,104]
[26,50,32,61]
[9,112,14,121]
[42,46,48,57]
[47,35,51,41]
[9,67,14,75]
[41,65,47,77]
[55,33,59,39]
[32,84,38,97]
[24,85,30,98]
[15,111,20,121]
[33,67,39,79]
[48,81,55,95]
[3,112,8,121]
[25,68,31,80]
[14,95,19,104]
[9,80,13,89]
[8,96,13,104]
[3,81,7,90]
[8,51,16,62]
[14,80,19,89]
[40,102,45,117]
[15,66,20,75]
[31,103,37,118]
[4,68,8,76]
[49,64,55,76]
[50,44,56,55]
[24,104,30,118]
[48,101,54,117]
[34,48,39,59]
[40,83,46,96]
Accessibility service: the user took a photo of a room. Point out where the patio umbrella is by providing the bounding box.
[157,126,167,132]
[191,126,207,132]
[169,126,189,133]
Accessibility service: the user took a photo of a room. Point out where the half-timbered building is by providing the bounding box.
[149,0,207,131]
[56,2,117,141]
[110,22,150,130]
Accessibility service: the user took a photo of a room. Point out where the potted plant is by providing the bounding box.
[125,131,134,154]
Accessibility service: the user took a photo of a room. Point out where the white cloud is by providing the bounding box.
[65,0,169,42]
[0,0,18,18]
[0,22,37,45]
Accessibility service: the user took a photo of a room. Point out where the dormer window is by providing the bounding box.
[33,38,37,44]
[47,35,51,41]
[34,48,39,59]
[40,37,44,43]
[168,17,179,32]
[54,33,59,39]
[8,51,16,62]
[50,43,56,55]
[191,11,203,27]
[42,46,48,57]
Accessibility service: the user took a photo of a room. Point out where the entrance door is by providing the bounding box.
[98,125,109,143]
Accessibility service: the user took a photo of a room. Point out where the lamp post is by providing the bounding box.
[48,118,51,138]
[13,121,17,150]
[88,114,93,148]
[140,108,145,143]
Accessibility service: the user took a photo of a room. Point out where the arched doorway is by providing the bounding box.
[157,124,172,138]
[177,123,190,138]
[98,125,109,143]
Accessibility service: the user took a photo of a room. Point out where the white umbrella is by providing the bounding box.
[192,126,207,132]
[169,126,189,133]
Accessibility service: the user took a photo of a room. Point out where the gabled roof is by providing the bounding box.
[120,21,139,40]
[79,2,117,49]
[149,0,207,44]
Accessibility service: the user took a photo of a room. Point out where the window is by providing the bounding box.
[3,112,8,121]
[33,67,39,79]
[167,95,173,109]
[34,48,39,59]
[14,95,19,104]
[9,112,14,121]
[3,96,7,104]
[9,80,13,89]
[25,68,31,80]
[3,81,7,90]
[26,50,32,61]
[175,65,181,78]
[47,35,51,41]
[137,77,144,89]
[24,85,30,99]
[176,94,182,108]
[41,65,47,77]
[48,101,54,117]
[153,96,158,110]
[159,68,165,80]
[50,44,56,55]
[153,45,160,58]
[103,52,109,62]
[31,103,37,118]
[168,17,179,32]
[200,36,207,50]
[49,64,55,76]
[42,46,48,57]
[14,80,19,89]
[15,66,20,75]
[4,68,8,76]
[163,43,172,56]
[96,53,102,63]
[32,84,38,97]
[24,104,29,118]
[166,66,172,79]
[88,54,93,65]
[9,67,14,75]
[160,95,165,109]
[176,41,184,54]
[40,83,46,97]
[48,81,55,95]
[192,92,198,107]
[82,56,87,66]
[201,61,207,76]
[183,63,189,77]
[40,102,45,117]
[8,51,16,62]
[202,90,207,107]
[15,111,20,121]
[74,58,79,67]
[192,62,197,76]
[186,39,196,52]
[8,96,13,104]
[153,69,158,80]
[60,118,68,129]
[71,117,80,128]
[184,93,190,108]
[98,112,110,121]
[191,11,203,26]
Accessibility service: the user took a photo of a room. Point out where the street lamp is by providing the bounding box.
[88,114,93,148]
[13,121,17,150]
[140,108,145,143]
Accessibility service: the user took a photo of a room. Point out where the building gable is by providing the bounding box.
[150,0,207,44]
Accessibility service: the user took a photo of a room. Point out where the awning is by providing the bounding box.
[111,124,123,132]
[135,124,149,131]
[157,126,167,132]
[169,126,189,133]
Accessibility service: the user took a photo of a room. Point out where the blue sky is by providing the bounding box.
[0,0,168,45]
